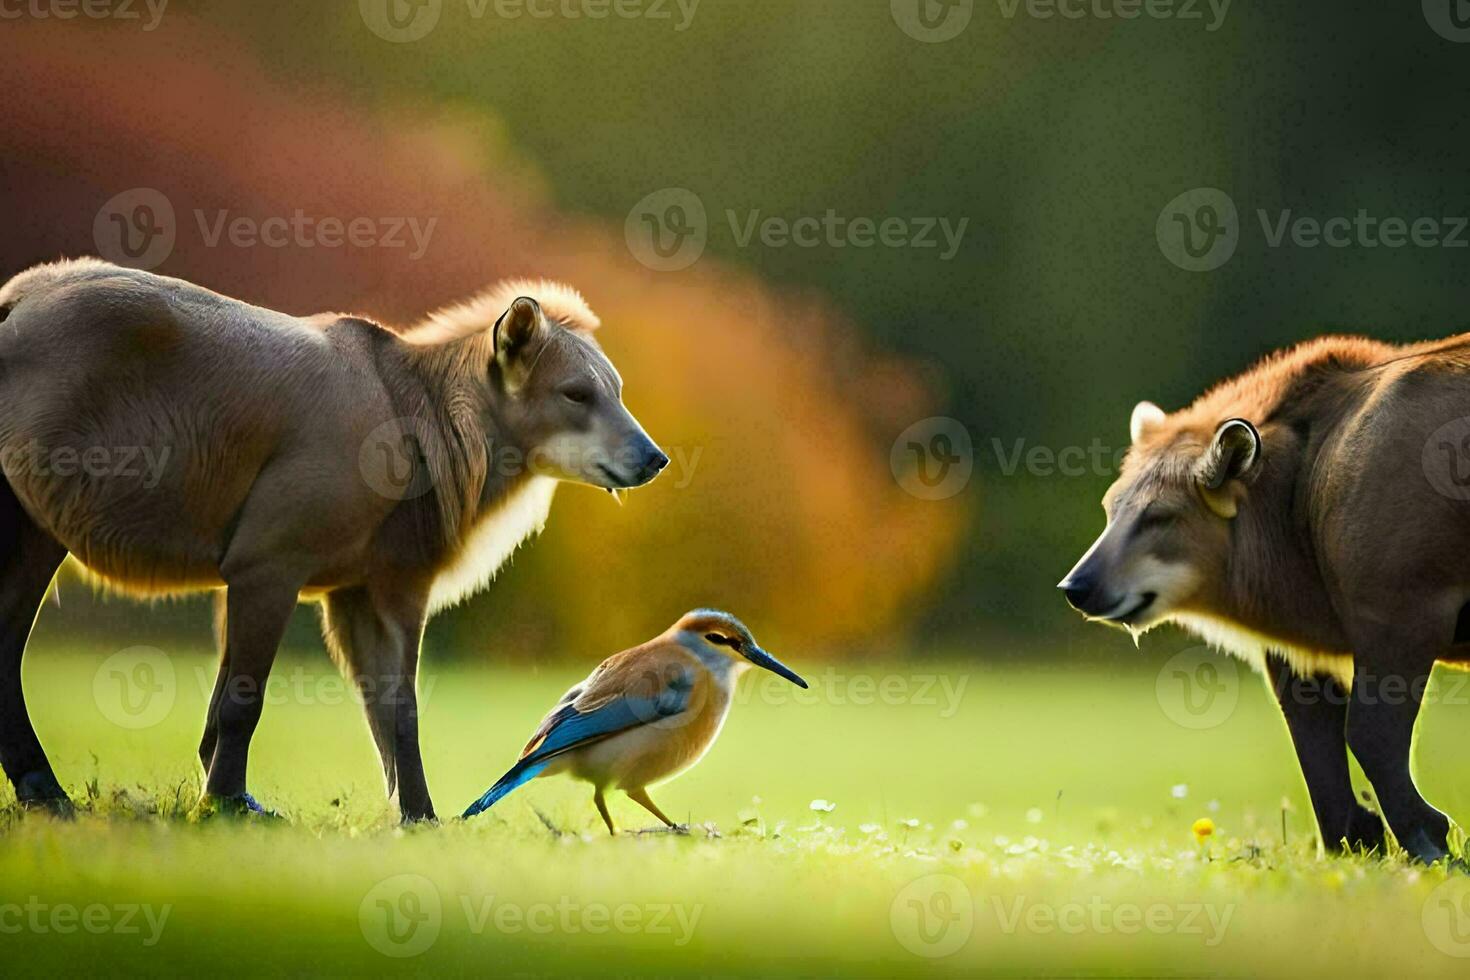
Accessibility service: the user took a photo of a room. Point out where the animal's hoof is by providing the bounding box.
[189,793,284,823]
[1398,828,1453,866]
[1329,806,1386,855]
[14,772,73,817]
[17,795,75,819]
[400,813,441,828]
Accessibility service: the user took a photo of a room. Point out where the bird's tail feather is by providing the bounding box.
[462,759,548,819]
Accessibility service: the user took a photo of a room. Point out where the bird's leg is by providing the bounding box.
[627,787,678,829]
[594,787,616,835]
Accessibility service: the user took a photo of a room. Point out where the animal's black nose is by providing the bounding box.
[648,450,670,472]
[1059,578,1093,611]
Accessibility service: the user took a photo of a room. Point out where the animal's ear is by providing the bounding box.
[1129,401,1166,445]
[493,296,547,385]
[1195,418,1262,518]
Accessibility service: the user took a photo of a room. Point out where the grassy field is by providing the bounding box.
[4,643,1470,977]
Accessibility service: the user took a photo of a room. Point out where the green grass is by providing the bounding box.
[4,645,1470,976]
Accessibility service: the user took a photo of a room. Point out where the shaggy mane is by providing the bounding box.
[402,278,601,346]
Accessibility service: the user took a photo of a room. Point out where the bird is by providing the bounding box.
[462,609,808,833]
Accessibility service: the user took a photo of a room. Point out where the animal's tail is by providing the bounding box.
[461,759,548,819]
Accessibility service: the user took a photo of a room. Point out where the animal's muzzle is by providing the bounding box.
[1058,575,1098,613]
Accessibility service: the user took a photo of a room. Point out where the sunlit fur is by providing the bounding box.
[403,277,600,344]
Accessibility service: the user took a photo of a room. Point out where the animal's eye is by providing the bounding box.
[1136,507,1179,531]
[561,387,592,405]
[705,632,741,649]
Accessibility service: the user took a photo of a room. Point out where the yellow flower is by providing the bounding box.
[1192,817,1216,842]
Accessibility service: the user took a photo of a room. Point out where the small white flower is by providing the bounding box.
[859,822,883,835]
[1171,784,1188,799]
[809,799,836,813]
[1207,799,1220,812]
[1025,807,1044,824]
[899,817,920,829]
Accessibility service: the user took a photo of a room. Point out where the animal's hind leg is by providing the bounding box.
[1265,653,1384,854]
[197,591,229,775]
[0,484,68,809]
[1345,645,1450,864]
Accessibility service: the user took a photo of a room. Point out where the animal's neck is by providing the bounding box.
[385,333,521,548]
[1187,455,1349,656]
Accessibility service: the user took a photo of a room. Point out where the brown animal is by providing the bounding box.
[0,258,668,822]
[1060,334,1470,864]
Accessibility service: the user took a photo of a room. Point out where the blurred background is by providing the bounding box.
[4,0,1469,663]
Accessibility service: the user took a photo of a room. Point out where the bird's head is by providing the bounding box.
[672,609,808,689]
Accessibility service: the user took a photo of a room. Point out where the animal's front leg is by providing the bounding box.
[1264,652,1384,854]
[321,586,435,824]
[1344,649,1450,864]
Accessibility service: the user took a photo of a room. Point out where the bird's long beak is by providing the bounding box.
[746,646,808,689]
